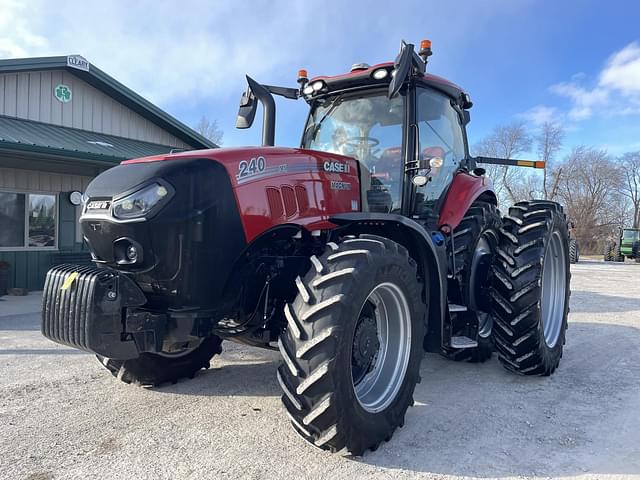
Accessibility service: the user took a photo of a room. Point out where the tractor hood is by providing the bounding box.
[122,146,361,241]
[123,146,358,189]
[79,146,360,310]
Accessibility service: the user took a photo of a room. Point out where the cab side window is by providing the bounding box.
[414,88,465,212]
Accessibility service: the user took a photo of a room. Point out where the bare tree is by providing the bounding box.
[619,152,640,228]
[194,116,224,145]
[555,146,625,252]
[536,122,564,200]
[473,121,532,204]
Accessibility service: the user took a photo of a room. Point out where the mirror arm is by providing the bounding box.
[246,76,276,147]
[264,85,299,100]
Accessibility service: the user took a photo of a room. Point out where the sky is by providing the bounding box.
[1,0,640,159]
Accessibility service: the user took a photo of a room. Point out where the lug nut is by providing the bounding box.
[126,244,138,261]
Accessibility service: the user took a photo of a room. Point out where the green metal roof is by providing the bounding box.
[0,55,216,150]
[0,115,178,163]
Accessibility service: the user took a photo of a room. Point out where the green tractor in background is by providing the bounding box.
[604,228,640,263]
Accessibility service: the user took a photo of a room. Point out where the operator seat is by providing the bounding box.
[367,146,402,213]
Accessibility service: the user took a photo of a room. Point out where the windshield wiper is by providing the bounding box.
[305,95,345,145]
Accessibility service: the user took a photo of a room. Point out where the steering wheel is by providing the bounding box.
[339,136,380,150]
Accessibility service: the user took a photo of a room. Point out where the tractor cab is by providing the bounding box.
[237,40,474,224]
[299,79,466,219]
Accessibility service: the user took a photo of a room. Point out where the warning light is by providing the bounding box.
[297,69,309,93]
[419,39,433,63]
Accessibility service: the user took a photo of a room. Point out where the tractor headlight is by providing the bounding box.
[112,182,171,220]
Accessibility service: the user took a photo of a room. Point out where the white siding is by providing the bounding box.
[0,70,190,149]
[0,166,92,193]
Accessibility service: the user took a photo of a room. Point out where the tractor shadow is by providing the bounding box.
[570,290,640,313]
[159,321,640,478]
[357,321,640,478]
[156,343,282,398]
[0,312,42,331]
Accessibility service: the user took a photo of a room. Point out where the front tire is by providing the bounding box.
[97,336,223,386]
[491,201,570,376]
[277,235,426,454]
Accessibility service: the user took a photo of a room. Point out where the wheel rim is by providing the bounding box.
[351,282,412,414]
[155,339,203,358]
[540,231,567,348]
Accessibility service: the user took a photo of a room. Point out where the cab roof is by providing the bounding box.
[309,61,467,103]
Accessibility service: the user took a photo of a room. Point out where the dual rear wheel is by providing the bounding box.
[491,201,571,375]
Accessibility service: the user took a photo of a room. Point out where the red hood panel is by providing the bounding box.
[124,146,361,242]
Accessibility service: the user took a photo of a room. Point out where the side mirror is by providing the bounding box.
[388,42,413,99]
[236,88,257,129]
[235,75,276,146]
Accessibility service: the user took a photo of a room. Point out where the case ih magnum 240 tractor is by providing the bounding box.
[42,41,571,454]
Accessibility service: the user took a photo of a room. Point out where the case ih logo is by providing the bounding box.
[323,161,350,173]
[86,200,110,210]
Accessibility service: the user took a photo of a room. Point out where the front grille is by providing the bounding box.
[41,264,117,351]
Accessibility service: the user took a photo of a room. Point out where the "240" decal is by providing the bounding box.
[237,156,266,179]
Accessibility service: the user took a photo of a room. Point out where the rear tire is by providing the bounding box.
[569,239,578,264]
[491,200,570,376]
[277,235,426,454]
[97,336,223,386]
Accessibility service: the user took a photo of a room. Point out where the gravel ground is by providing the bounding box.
[1,259,639,480]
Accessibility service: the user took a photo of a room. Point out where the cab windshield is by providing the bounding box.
[622,230,640,241]
[302,90,405,212]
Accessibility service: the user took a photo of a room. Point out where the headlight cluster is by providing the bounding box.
[303,80,327,96]
[112,183,170,219]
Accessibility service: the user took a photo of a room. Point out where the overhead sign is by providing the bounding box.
[54,84,72,103]
[66,55,90,72]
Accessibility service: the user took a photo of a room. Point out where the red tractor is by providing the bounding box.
[42,41,570,455]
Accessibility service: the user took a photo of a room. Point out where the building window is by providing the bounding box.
[0,191,57,250]
[0,192,26,247]
[28,194,57,247]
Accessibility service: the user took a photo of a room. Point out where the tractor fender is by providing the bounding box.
[438,172,497,230]
[329,213,447,351]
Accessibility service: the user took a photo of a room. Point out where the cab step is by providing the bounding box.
[448,303,467,313]
[450,336,478,349]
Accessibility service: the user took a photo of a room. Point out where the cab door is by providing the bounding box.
[410,87,467,219]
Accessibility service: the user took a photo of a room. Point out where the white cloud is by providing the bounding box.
[0,0,336,106]
[0,0,48,57]
[0,0,531,110]
[549,41,640,121]
[518,105,560,125]
[599,42,640,97]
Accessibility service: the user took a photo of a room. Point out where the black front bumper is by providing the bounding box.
[41,265,150,359]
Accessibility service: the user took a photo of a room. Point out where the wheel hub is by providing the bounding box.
[470,234,498,337]
[352,313,380,381]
